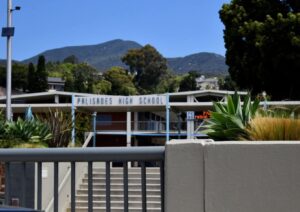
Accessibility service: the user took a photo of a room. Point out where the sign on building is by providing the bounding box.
[74,95,166,106]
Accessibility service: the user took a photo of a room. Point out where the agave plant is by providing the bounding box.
[5,118,52,145]
[0,111,5,139]
[202,93,260,141]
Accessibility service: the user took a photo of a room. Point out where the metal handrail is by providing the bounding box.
[0,147,165,162]
[3,147,165,212]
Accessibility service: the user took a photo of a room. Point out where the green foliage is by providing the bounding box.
[2,118,52,147]
[63,55,79,64]
[155,71,181,93]
[0,111,5,138]
[202,93,260,141]
[220,0,300,100]
[0,64,28,91]
[122,44,168,94]
[38,110,72,147]
[218,75,238,90]
[179,71,200,91]
[93,79,112,94]
[103,67,137,95]
[35,56,48,92]
[27,63,36,92]
[38,109,92,147]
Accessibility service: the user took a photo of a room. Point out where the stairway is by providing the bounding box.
[68,167,162,212]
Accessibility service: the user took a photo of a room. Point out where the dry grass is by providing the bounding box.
[247,117,300,141]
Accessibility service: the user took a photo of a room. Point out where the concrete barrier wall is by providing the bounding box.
[165,140,205,212]
[166,140,300,212]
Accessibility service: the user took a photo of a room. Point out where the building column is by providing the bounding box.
[187,96,195,139]
[126,112,131,147]
[93,112,97,147]
[54,95,59,104]
[134,112,138,132]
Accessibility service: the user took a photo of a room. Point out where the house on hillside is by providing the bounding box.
[47,77,65,91]
[196,75,219,90]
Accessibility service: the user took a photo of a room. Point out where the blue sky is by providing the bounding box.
[0,0,230,60]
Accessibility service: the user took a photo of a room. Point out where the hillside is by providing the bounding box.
[22,39,228,75]
[167,52,228,75]
[22,39,142,71]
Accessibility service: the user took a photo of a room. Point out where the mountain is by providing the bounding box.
[22,39,142,71]
[167,53,228,75]
[22,39,228,75]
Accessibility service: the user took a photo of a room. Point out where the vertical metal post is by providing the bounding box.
[71,162,76,212]
[5,162,10,205]
[123,162,129,212]
[92,112,97,147]
[160,161,165,212]
[21,162,26,207]
[105,162,111,212]
[71,95,75,146]
[141,161,147,212]
[37,162,42,210]
[6,0,12,121]
[165,93,170,142]
[54,162,59,212]
[88,162,93,212]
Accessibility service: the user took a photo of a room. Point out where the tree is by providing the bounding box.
[27,63,36,92]
[220,0,300,100]
[35,56,48,92]
[63,55,79,64]
[73,63,98,93]
[122,45,168,94]
[103,67,137,95]
[218,76,237,91]
[93,80,112,94]
[179,71,199,92]
[0,64,28,92]
[155,70,181,93]
[12,64,27,92]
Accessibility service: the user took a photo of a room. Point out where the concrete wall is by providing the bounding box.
[165,140,205,212]
[166,140,300,212]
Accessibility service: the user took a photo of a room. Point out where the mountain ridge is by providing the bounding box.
[21,39,228,75]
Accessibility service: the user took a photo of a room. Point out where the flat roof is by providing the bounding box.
[1,101,300,113]
[0,90,248,101]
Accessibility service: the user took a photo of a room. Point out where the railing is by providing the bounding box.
[1,147,165,212]
[96,120,187,132]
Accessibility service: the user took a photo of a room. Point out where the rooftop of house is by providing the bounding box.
[47,77,65,84]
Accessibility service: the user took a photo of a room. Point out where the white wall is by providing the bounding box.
[165,140,205,212]
[166,140,300,212]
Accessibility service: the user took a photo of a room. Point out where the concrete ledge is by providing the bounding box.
[165,140,206,212]
[205,141,300,212]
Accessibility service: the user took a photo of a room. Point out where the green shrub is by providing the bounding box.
[202,93,260,141]
[5,118,52,145]
[37,109,92,147]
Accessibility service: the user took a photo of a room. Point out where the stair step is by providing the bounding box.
[70,167,162,212]
[85,173,160,178]
[80,183,160,190]
[67,207,161,212]
[77,189,161,196]
[92,168,160,174]
[82,178,160,184]
[75,200,161,208]
[76,194,161,202]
